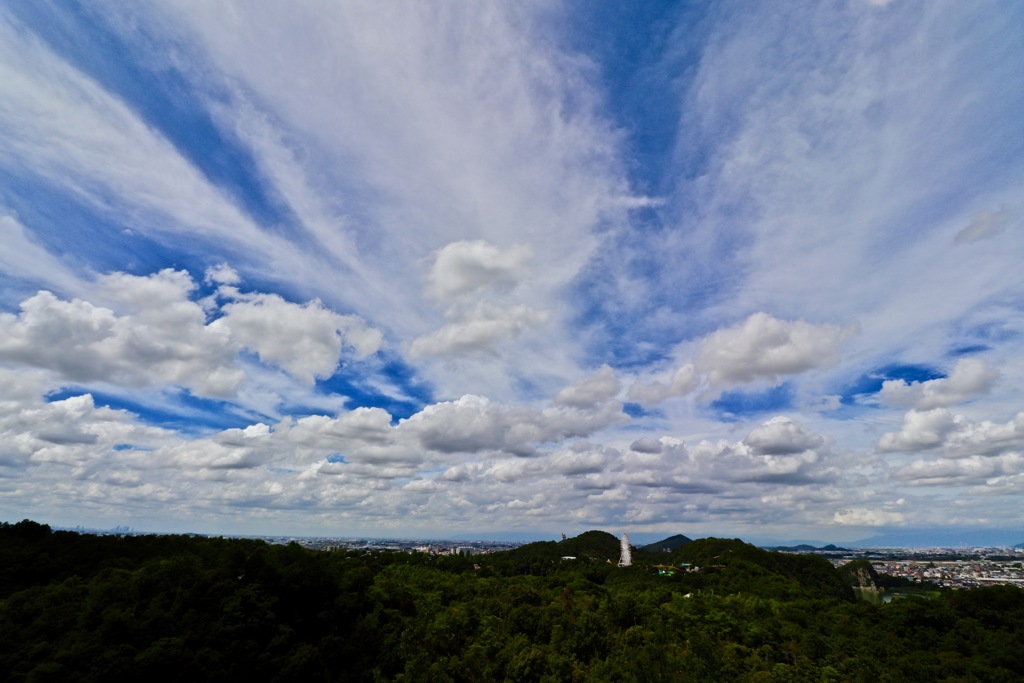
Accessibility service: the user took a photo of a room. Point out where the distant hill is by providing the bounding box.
[643,534,693,553]
[670,537,855,602]
[500,530,621,563]
[1015,542,1024,549]
[560,530,621,560]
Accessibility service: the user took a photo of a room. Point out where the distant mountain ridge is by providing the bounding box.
[853,527,1024,548]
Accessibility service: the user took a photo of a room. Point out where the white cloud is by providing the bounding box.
[426,240,533,300]
[743,416,826,455]
[878,409,1024,457]
[486,458,542,484]
[686,435,824,485]
[629,437,664,454]
[0,283,241,396]
[894,453,1024,487]
[399,393,625,458]
[877,408,960,453]
[409,303,548,358]
[627,364,699,405]
[0,389,170,472]
[879,357,998,409]
[539,401,629,442]
[603,417,833,493]
[297,407,395,447]
[697,313,857,387]
[0,269,381,396]
[624,313,856,407]
[204,263,242,286]
[549,443,615,476]
[158,424,273,471]
[217,291,382,385]
[554,365,620,407]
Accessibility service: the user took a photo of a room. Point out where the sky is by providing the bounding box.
[1,1,1022,545]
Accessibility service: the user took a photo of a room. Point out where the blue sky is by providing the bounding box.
[1,1,1023,544]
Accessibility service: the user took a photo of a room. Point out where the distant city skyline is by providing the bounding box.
[1,1,1022,543]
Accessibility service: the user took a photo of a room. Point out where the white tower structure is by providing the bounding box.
[618,532,632,567]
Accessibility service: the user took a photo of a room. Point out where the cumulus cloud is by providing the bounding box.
[687,436,824,485]
[953,205,1012,244]
[398,393,625,458]
[95,269,199,311]
[0,377,629,515]
[410,239,549,360]
[894,453,1024,487]
[877,409,961,453]
[624,314,856,408]
[217,292,382,384]
[296,407,395,446]
[548,442,615,476]
[408,303,548,358]
[879,357,998,409]
[627,364,698,405]
[878,409,1024,457]
[486,458,542,483]
[426,240,534,300]
[554,365,620,407]
[697,313,857,387]
[743,416,826,455]
[629,437,663,454]
[204,263,242,286]
[159,424,273,470]
[610,417,832,491]
[0,389,170,471]
[400,395,538,456]
[0,283,242,396]
[0,268,381,395]
[0,375,843,533]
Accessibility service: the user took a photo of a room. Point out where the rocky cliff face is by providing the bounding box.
[839,559,880,590]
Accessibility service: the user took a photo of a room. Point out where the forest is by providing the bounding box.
[2,519,1022,682]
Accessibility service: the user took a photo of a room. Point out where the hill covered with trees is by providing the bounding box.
[642,534,693,554]
[2,520,1022,681]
